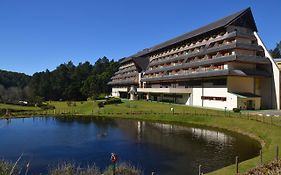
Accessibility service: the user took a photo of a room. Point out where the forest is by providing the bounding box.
[0,57,119,104]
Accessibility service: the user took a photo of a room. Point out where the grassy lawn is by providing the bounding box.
[47,100,229,116]
[47,101,97,115]
[0,103,40,111]
[1,100,281,174]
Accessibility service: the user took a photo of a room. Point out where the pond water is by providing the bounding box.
[0,117,260,175]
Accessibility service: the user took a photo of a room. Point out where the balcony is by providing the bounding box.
[137,87,192,94]
[148,31,256,66]
[108,79,138,85]
[141,69,271,82]
[112,88,128,92]
[145,54,269,75]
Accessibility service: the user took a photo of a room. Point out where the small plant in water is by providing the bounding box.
[49,162,141,175]
[0,158,141,175]
[103,162,142,175]
[0,159,18,175]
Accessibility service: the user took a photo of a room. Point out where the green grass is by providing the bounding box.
[0,103,40,111]
[2,100,281,174]
[47,101,96,115]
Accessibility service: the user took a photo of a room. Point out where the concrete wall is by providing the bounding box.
[234,49,256,56]
[228,77,254,93]
[235,37,252,44]
[259,77,274,109]
[228,62,256,70]
[237,97,261,110]
[254,32,280,109]
[191,84,237,110]
[176,94,190,104]
[112,88,127,98]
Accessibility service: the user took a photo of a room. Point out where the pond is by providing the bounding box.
[0,117,260,174]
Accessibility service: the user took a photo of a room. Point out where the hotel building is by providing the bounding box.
[108,8,280,110]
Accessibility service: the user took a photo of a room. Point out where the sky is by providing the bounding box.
[0,0,280,75]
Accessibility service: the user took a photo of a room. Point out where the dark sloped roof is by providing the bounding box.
[132,57,149,72]
[121,7,257,63]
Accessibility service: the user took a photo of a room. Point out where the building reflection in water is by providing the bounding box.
[147,122,233,145]
[117,120,234,148]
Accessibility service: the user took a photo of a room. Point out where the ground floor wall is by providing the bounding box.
[111,81,264,110]
[191,87,238,110]
[237,97,261,110]
[142,93,190,104]
[112,87,128,98]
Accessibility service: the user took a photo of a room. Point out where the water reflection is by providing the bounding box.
[149,123,233,144]
[0,117,260,175]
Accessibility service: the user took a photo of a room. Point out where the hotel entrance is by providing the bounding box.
[236,95,261,110]
[246,100,255,110]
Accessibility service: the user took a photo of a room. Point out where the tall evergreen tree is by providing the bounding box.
[0,57,119,102]
[271,41,281,58]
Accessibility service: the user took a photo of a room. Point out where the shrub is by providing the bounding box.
[240,159,281,175]
[0,159,18,175]
[160,99,174,103]
[39,104,56,110]
[0,109,6,116]
[97,102,105,108]
[103,162,142,175]
[233,108,241,113]
[95,96,106,100]
[49,162,101,175]
[104,98,122,105]
[67,101,72,107]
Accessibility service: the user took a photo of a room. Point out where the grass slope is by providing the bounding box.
[0,103,39,111]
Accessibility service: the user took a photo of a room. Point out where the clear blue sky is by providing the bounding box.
[0,0,280,75]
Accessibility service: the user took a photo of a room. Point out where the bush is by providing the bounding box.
[49,162,100,175]
[67,101,72,107]
[97,102,105,108]
[0,109,6,116]
[95,96,106,100]
[0,159,18,175]
[103,162,142,175]
[0,159,141,175]
[39,104,56,110]
[233,108,241,113]
[240,159,281,175]
[104,98,122,105]
[160,99,174,103]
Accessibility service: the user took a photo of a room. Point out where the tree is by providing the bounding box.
[0,57,119,102]
[271,41,281,58]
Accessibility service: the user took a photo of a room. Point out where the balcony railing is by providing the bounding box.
[141,69,270,82]
[108,78,139,85]
[149,31,255,63]
[148,41,263,69]
[115,66,136,75]
[137,87,192,94]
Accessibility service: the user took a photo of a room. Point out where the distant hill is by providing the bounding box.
[0,70,30,88]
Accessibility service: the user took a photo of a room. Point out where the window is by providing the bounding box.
[201,96,227,101]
